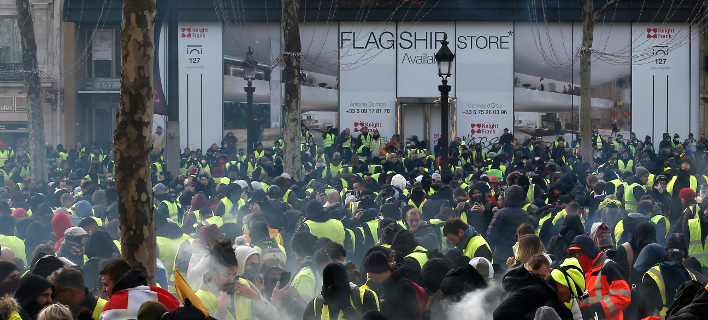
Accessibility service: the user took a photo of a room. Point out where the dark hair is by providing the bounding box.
[593,181,606,194]
[442,218,468,236]
[78,217,98,228]
[99,260,132,284]
[637,200,654,215]
[528,253,550,271]
[516,223,535,236]
[291,232,318,257]
[314,242,346,265]
[209,238,238,268]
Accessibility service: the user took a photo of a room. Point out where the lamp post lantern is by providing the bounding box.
[435,34,455,176]
[243,47,257,155]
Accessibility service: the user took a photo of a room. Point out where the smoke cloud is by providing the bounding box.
[440,284,504,320]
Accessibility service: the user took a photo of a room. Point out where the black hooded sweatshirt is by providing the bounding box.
[14,275,54,320]
[488,185,530,262]
[303,263,378,320]
[422,264,488,320]
[547,213,585,269]
[421,186,453,221]
[494,264,573,320]
[379,265,419,320]
[615,221,656,282]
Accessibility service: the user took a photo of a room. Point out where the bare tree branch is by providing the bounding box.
[594,0,621,20]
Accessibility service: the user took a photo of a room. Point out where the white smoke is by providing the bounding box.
[440,284,504,320]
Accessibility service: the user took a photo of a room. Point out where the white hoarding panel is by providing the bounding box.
[396,22,455,98]
[178,22,223,150]
[632,23,693,142]
[456,22,514,146]
[339,22,397,141]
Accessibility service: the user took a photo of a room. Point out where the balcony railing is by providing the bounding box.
[0,63,23,81]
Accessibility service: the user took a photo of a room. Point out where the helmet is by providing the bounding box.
[267,185,282,199]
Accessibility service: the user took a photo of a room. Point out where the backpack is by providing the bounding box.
[410,280,429,319]
[257,239,286,267]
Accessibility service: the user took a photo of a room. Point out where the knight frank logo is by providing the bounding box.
[181,27,209,38]
[646,27,675,39]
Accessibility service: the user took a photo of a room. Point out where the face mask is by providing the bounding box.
[472,194,484,202]
[156,131,162,135]
[411,189,425,201]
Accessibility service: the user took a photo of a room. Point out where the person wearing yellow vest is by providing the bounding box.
[322,126,337,160]
[0,215,26,265]
[668,156,701,215]
[635,243,695,319]
[624,166,650,211]
[215,183,245,223]
[617,152,634,174]
[443,218,492,261]
[47,266,108,320]
[296,200,346,245]
[684,202,708,275]
[195,239,277,320]
[155,211,191,291]
[304,263,379,320]
[291,232,322,301]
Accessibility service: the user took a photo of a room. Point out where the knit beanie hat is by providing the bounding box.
[679,188,696,201]
[635,166,650,178]
[363,251,390,274]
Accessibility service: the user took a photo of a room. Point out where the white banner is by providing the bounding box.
[396,22,455,98]
[455,22,514,146]
[92,29,113,60]
[339,22,397,141]
[632,23,694,143]
[178,22,223,150]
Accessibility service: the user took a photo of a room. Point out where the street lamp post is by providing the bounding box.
[435,35,455,176]
[243,47,257,155]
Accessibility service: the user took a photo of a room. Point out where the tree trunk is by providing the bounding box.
[282,0,302,179]
[16,0,47,184]
[579,0,595,166]
[114,0,157,284]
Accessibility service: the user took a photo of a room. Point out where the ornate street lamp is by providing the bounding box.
[435,35,455,175]
[243,47,257,155]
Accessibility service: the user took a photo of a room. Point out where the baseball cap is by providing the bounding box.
[152,183,167,192]
[64,226,88,238]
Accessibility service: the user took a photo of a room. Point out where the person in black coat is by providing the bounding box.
[547,213,584,269]
[423,261,488,320]
[614,221,656,283]
[493,263,574,320]
[487,185,531,266]
[14,275,54,320]
[364,252,420,320]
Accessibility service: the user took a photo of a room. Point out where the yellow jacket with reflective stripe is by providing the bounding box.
[667,175,698,195]
[688,218,708,267]
[196,278,255,320]
[305,219,345,244]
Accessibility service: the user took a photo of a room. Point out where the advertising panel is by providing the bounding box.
[178,22,223,150]
[339,22,397,141]
[456,22,514,146]
[396,22,455,98]
[632,23,693,142]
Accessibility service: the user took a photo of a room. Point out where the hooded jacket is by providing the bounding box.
[570,235,631,320]
[51,212,72,251]
[23,222,51,265]
[547,213,585,269]
[665,281,708,320]
[303,263,378,320]
[423,264,488,320]
[14,275,53,320]
[380,265,420,320]
[487,185,530,262]
[466,182,496,238]
[83,231,121,292]
[615,221,656,281]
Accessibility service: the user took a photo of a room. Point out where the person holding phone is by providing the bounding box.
[195,238,277,320]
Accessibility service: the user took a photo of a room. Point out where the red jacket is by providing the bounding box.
[579,252,632,320]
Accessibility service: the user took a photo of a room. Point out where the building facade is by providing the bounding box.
[62,0,707,151]
[0,0,63,150]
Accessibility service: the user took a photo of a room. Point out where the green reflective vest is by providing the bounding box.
[688,218,708,267]
[462,235,491,260]
[667,175,698,195]
[624,183,645,210]
[196,277,255,320]
[643,264,696,317]
[305,219,346,244]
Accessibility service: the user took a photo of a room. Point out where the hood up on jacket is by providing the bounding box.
[630,221,657,253]
[112,269,148,294]
[503,185,526,207]
[560,213,585,242]
[14,275,53,320]
[85,230,120,259]
[391,230,419,257]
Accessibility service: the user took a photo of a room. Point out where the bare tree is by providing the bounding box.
[15,0,47,183]
[114,0,157,284]
[282,0,302,179]
[578,0,621,165]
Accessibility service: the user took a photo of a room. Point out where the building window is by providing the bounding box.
[223,102,271,130]
[0,16,21,64]
[87,28,120,78]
